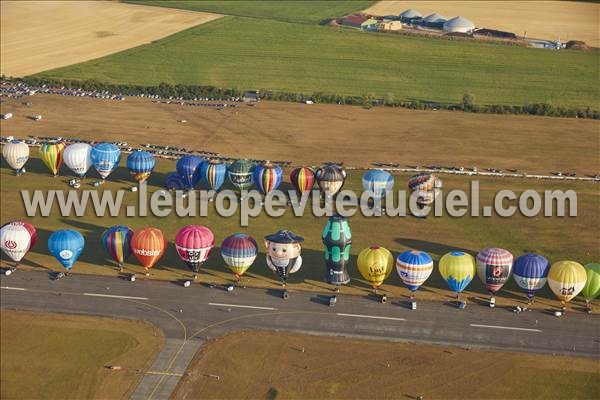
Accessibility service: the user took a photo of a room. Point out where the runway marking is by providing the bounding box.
[0,286,26,291]
[336,313,406,321]
[83,293,149,300]
[146,371,183,377]
[470,324,541,332]
[208,302,277,311]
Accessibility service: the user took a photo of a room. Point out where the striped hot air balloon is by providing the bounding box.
[228,159,255,192]
[476,248,514,296]
[63,143,92,178]
[39,141,65,177]
[1,221,37,273]
[439,251,476,303]
[48,229,85,271]
[221,233,258,281]
[131,228,166,273]
[101,226,133,270]
[290,166,315,195]
[513,253,550,301]
[176,155,204,189]
[200,159,227,191]
[175,225,215,278]
[315,163,346,199]
[2,140,29,175]
[91,142,121,180]
[127,150,155,183]
[357,246,394,291]
[362,169,394,199]
[396,250,433,295]
[548,261,587,307]
[253,162,283,195]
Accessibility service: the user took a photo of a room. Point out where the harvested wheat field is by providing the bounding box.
[0,1,221,77]
[365,1,600,47]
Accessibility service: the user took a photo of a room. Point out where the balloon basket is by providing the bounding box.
[489,297,496,308]
[458,301,466,309]
[411,301,417,310]
[183,280,191,288]
[282,290,289,300]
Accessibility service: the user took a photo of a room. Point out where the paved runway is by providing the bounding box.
[2,271,599,399]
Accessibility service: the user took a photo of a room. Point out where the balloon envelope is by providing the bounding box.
[476,248,514,294]
[290,166,315,195]
[176,155,204,189]
[0,221,37,263]
[2,140,29,172]
[439,251,476,293]
[64,143,92,177]
[322,215,352,285]
[39,141,65,176]
[221,233,258,276]
[253,162,283,195]
[165,172,185,190]
[131,228,166,269]
[175,225,215,273]
[315,164,346,198]
[264,230,304,282]
[362,169,394,199]
[512,253,550,297]
[548,261,587,302]
[127,150,155,183]
[48,229,85,270]
[396,250,433,292]
[200,160,227,191]
[357,246,393,288]
[581,263,600,302]
[91,143,121,179]
[101,225,133,267]
[228,159,255,191]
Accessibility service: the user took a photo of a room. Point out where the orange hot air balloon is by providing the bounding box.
[131,227,166,273]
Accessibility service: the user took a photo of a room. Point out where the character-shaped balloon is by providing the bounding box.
[264,230,304,286]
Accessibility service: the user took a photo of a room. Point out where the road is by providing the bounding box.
[2,270,599,399]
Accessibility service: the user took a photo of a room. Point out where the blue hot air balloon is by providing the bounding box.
[48,229,85,271]
[253,162,283,195]
[362,169,394,199]
[513,253,550,300]
[165,172,185,190]
[396,250,434,293]
[101,225,133,270]
[126,150,155,184]
[91,143,121,180]
[200,160,228,191]
[176,155,204,189]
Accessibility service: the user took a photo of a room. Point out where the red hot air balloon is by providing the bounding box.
[175,225,215,279]
[290,166,315,196]
[131,227,166,274]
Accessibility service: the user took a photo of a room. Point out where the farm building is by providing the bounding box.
[443,16,475,34]
[399,9,422,23]
[474,28,517,39]
[422,13,447,28]
[378,21,402,32]
[361,18,379,31]
[338,14,368,28]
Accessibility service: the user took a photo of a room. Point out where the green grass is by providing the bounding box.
[35,17,600,108]
[126,0,374,24]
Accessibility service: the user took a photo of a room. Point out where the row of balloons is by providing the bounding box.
[1,219,598,308]
[2,140,439,204]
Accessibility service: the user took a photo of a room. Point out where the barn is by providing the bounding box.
[361,18,379,31]
[443,16,475,34]
[338,14,368,28]
[378,21,402,32]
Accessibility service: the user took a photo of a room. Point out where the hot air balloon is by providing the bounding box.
[315,163,346,199]
[131,227,166,274]
[439,251,476,306]
[2,140,29,175]
[101,225,133,271]
[127,150,155,184]
[582,263,600,312]
[290,166,315,196]
[322,215,351,288]
[264,230,304,289]
[396,250,433,300]
[548,261,587,310]
[39,141,65,177]
[0,221,37,275]
[48,229,85,273]
[357,246,394,294]
[91,142,121,180]
[175,225,215,279]
[221,233,258,284]
[200,159,227,192]
[176,155,204,189]
[165,172,185,191]
[228,159,255,193]
[408,173,441,207]
[63,143,92,178]
[476,248,514,305]
[362,169,394,199]
[512,253,550,302]
[253,162,283,195]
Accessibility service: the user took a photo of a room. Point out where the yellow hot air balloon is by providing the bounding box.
[439,251,476,306]
[548,261,587,309]
[39,141,65,177]
[357,246,394,291]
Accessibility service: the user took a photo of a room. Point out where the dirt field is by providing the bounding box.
[0,310,163,399]
[173,330,600,399]
[0,1,221,77]
[1,94,598,175]
[364,1,600,47]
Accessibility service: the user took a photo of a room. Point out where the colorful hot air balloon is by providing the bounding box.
[2,140,29,175]
[91,142,121,179]
[290,166,315,195]
[175,225,215,278]
[362,169,394,199]
[228,159,255,192]
[582,263,600,311]
[221,233,258,282]
[322,215,352,287]
[476,248,514,298]
[48,229,85,271]
[512,253,550,301]
[200,159,227,191]
[548,261,587,308]
[131,227,166,273]
[127,150,155,183]
[63,143,92,177]
[439,251,476,303]
[176,155,204,189]
[396,250,433,297]
[264,230,304,286]
[408,173,441,207]
[39,141,65,177]
[101,225,133,271]
[357,246,394,292]
[0,221,37,273]
[165,172,185,191]
[315,163,346,199]
[253,162,283,195]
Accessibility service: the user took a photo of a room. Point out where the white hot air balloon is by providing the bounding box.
[63,143,92,177]
[2,140,30,175]
[1,221,37,274]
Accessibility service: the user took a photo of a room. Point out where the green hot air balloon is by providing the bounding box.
[582,263,600,312]
[228,159,255,194]
[322,215,352,290]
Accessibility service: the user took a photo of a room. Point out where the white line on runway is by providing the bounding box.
[83,293,149,301]
[336,313,406,321]
[470,323,541,332]
[208,302,277,311]
[0,286,26,291]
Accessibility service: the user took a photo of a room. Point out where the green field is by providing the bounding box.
[34,16,599,108]
[126,0,374,24]
[0,310,163,399]
[1,154,598,309]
